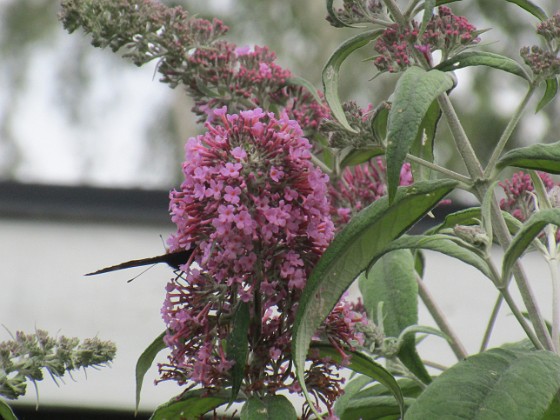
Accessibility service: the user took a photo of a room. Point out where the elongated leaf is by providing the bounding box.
[496,140,560,174]
[537,78,558,112]
[136,331,166,412]
[371,101,390,143]
[384,234,494,279]
[227,302,250,402]
[436,51,530,81]
[340,146,386,169]
[543,397,560,420]
[313,343,405,416]
[504,0,548,21]
[287,76,323,105]
[361,250,430,383]
[409,100,441,182]
[386,67,453,202]
[398,325,449,344]
[334,375,374,417]
[426,207,522,237]
[323,30,383,133]
[150,389,230,420]
[340,396,416,420]
[326,0,358,28]
[0,399,17,420]
[240,395,297,420]
[435,0,462,4]
[293,179,456,404]
[481,180,501,246]
[502,209,560,282]
[406,348,560,419]
[419,0,435,38]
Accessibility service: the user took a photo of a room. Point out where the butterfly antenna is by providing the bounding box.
[127,264,156,283]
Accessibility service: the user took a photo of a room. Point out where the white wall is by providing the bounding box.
[0,217,552,411]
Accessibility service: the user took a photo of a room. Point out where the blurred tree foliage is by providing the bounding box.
[1,0,559,187]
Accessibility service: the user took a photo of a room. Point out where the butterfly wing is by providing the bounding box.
[85,249,193,276]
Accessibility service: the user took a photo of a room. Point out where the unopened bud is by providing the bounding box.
[453,224,490,249]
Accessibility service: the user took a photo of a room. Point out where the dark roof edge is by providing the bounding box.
[0,181,465,229]
[0,181,173,226]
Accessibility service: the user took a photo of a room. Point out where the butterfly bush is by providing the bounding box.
[162,107,364,415]
[374,6,481,73]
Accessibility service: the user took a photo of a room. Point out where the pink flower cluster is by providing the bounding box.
[329,157,413,225]
[161,108,363,415]
[499,171,559,222]
[374,6,480,73]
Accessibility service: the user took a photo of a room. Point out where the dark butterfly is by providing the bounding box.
[85,248,194,277]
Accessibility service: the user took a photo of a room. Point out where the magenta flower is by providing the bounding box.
[500,171,558,222]
[329,157,413,226]
[161,108,362,415]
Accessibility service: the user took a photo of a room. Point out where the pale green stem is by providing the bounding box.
[406,153,472,185]
[483,86,536,178]
[311,153,332,175]
[548,256,560,352]
[479,294,503,352]
[416,273,468,360]
[437,89,554,350]
[480,257,544,351]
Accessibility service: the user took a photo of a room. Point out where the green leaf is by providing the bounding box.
[504,0,548,21]
[287,76,323,105]
[150,389,230,420]
[136,332,167,413]
[323,30,384,133]
[502,209,560,282]
[360,250,430,383]
[293,179,456,403]
[371,101,390,144]
[313,343,405,417]
[426,207,523,237]
[406,348,560,419]
[0,399,17,420]
[496,140,560,174]
[340,396,416,420]
[436,51,530,81]
[240,395,297,420]
[326,0,359,28]
[384,234,494,281]
[409,100,441,182]
[398,325,450,345]
[334,375,374,417]
[340,146,386,169]
[338,378,422,420]
[386,67,454,202]
[537,78,558,112]
[543,397,560,420]
[227,302,250,403]
[419,0,435,38]
[481,180,501,246]
[435,0,462,5]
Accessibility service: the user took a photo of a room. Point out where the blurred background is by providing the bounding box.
[1,0,559,417]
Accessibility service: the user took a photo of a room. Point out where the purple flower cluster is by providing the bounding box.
[329,157,413,225]
[161,108,364,414]
[374,6,480,73]
[520,11,560,80]
[500,171,559,222]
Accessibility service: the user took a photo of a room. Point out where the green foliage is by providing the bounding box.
[323,30,383,133]
[293,179,456,403]
[150,389,230,420]
[135,332,166,412]
[385,67,454,202]
[360,250,431,383]
[240,395,297,420]
[496,140,560,174]
[406,347,560,419]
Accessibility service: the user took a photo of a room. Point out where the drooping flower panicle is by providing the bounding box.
[162,108,363,416]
